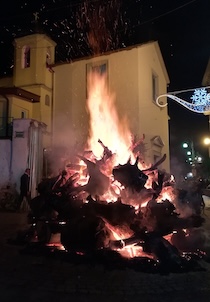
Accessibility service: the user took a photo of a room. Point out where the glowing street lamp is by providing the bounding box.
[182,142,188,149]
[182,141,195,162]
[204,137,210,145]
[197,156,202,163]
[182,140,196,177]
[203,137,210,157]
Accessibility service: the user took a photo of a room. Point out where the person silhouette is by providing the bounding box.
[17,168,30,211]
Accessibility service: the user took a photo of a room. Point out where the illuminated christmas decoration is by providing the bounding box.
[156,87,210,114]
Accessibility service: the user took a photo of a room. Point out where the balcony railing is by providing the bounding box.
[0,117,13,138]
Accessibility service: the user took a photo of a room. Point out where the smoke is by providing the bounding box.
[46,113,87,176]
[170,155,187,183]
[175,202,195,218]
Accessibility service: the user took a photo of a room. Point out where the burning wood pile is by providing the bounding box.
[26,139,206,272]
[13,72,208,273]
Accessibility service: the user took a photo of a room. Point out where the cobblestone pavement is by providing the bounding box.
[0,211,210,302]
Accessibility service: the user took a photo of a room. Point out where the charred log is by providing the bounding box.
[143,154,167,172]
[112,157,148,192]
[76,154,110,197]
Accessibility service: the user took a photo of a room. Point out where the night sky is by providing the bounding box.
[0,0,210,159]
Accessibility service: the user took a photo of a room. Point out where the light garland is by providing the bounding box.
[156,86,210,114]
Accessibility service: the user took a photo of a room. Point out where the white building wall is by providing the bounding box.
[10,119,31,191]
[0,119,45,195]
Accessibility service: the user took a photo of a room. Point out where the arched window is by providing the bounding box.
[152,71,159,103]
[46,47,51,66]
[22,45,30,68]
[21,111,27,118]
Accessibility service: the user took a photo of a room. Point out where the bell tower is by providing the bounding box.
[13,33,57,142]
[13,33,56,88]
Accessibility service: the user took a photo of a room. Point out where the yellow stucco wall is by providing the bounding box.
[9,96,33,119]
[0,77,13,87]
[52,63,85,148]
[137,43,169,168]
[53,49,139,146]
[53,41,170,171]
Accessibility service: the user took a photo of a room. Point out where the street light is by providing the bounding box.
[182,141,196,177]
[204,137,210,145]
[203,137,210,157]
[182,143,188,149]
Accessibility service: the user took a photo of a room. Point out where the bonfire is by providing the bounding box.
[13,71,207,273]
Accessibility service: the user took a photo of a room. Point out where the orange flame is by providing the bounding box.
[86,71,132,165]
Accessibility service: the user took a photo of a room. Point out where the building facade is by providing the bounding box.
[0,33,170,190]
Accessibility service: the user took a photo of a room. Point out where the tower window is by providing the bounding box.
[21,111,27,118]
[22,45,31,68]
[46,48,51,66]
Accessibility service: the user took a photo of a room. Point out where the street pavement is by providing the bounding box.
[0,210,210,302]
